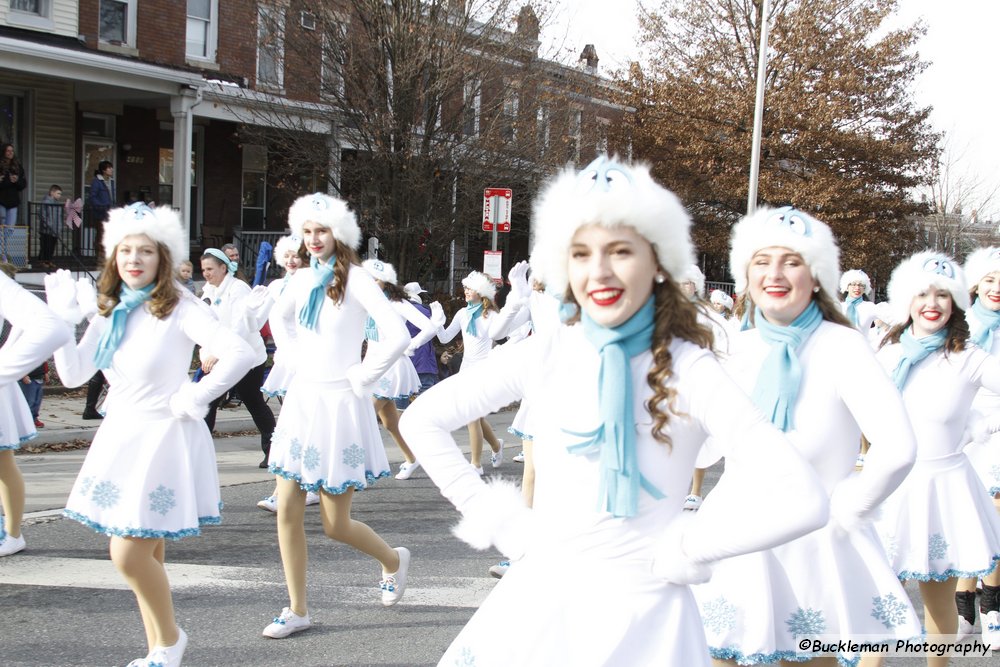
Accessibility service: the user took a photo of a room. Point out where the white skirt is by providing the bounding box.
[0,382,37,450]
[440,546,710,667]
[270,377,390,494]
[508,398,534,440]
[694,522,921,666]
[872,452,1000,581]
[372,356,421,401]
[63,408,221,540]
[964,438,1000,496]
[261,360,293,398]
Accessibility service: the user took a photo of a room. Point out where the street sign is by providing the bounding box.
[483,250,503,282]
[482,187,512,233]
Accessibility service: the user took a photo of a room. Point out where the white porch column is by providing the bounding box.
[170,87,202,247]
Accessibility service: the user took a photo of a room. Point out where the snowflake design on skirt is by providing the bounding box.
[452,646,476,666]
[91,480,121,509]
[928,533,949,561]
[303,445,321,471]
[785,607,826,638]
[990,464,1000,483]
[871,593,909,629]
[79,476,95,496]
[342,443,365,468]
[148,485,176,516]
[289,438,303,461]
[378,376,391,392]
[700,596,738,635]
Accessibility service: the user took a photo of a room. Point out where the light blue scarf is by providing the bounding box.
[563,297,664,518]
[93,284,154,369]
[365,290,386,341]
[298,256,336,330]
[845,295,863,328]
[750,301,823,432]
[464,300,484,335]
[971,299,1000,350]
[892,328,947,390]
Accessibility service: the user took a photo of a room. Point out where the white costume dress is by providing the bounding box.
[693,321,921,666]
[438,303,521,371]
[261,276,293,398]
[965,308,1000,496]
[370,299,438,401]
[267,265,408,493]
[873,344,1000,580]
[401,325,829,667]
[201,273,267,367]
[840,299,878,332]
[53,291,254,539]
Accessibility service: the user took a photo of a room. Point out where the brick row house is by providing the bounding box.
[0,0,625,282]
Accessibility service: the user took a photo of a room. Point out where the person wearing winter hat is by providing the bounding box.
[262,193,412,638]
[709,288,734,317]
[695,206,921,667]
[400,157,829,666]
[679,263,706,301]
[839,269,878,331]
[872,250,1000,659]
[954,247,1000,646]
[45,202,256,667]
[403,281,427,303]
[360,259,445,481]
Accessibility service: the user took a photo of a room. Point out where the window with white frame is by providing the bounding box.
[186,0,218,61]
[536,106,550,155]
[567,108,582,164]
[257,4,285,89]
[320,21,348,100]
[7,0,52,28]
[9,0,49,16]
[463,79,480,137]
[99,0,137,47]
[596,117,610,155]
[501,86,519,142]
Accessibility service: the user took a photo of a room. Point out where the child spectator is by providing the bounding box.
[178,259,196,293]
[19,362,47,428]
[38,184,62,269]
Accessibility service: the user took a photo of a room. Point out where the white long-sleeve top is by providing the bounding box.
[269,264,409,387]
[201,273,267,366]
[725,321,917,517]
[877,341,1000,460]
[437,306,514,366]
[840,299,878,332]
[0,273,71,381]
[401,324,829,567]
[968,307,1000,415]
[386,299,439,353]
[499,291,563,344]
[53,292,255,415]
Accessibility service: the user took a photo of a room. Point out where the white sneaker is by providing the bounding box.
[257,495,278,513]
[683,494,703,511]
[984,610,1000,650]
[491,439,505,468]
[0,533,25,556]
[142,628,187,667]
[262,607,312,638]
[473,466,484,476]
[305,491,321,506]
[395,461,421,480]
[513,451,525,463]
[957,615,975,640]
[381,547,411,606]
[488,560,510,579]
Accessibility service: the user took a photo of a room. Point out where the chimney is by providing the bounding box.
[516,5,539,42]
[580,44,599,73]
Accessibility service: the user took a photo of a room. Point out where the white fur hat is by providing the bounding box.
[287,193,361,250]
[404,281,426,302]
[273,235,302,262]
[682,264,706,297]
[886,251,969,324]
[102,203,188,267]
[730,206,840,298]
[840,269,872,296]
[462,270,497,301]
[710,289,734,311]
[528,156,694,298]
[362,259,397,284]
[963,247,1000,290]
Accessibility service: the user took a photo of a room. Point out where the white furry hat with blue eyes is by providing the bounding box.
[887,251,969,324]
[729,206,841,298]
[362,259,398,285]
[528,156,694,298]
[273,235,303,262]
[462,270,497,301]
[840,269,872,296]
[681,264,706,297]
[102,203,188,267]
[287,192,361,250]
[963,247,1000,290]
[710,289,734,311]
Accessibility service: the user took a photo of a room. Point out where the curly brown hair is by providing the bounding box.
[321,238,361,305]
[880,306,969,355]
[380,280,409,302]
[97,240,180,319]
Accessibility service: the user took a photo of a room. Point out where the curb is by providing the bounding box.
[24,415,261,449]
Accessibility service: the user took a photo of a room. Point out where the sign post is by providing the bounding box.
[482,187,512,282]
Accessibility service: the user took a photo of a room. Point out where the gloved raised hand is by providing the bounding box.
[43,269,83,325]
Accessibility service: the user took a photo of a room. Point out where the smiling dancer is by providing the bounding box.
[840,269,878,332]
[400,157,829,666]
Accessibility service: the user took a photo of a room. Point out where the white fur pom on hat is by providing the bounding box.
[462,270,497,301]
[102,203,188,267]
[362,259,398,285]
[886,251,969,324]
[729,206,841,298]
[528,156,694,298]
[273,235,303,262]
[710,289,734,311]
[840,269,872,296]
[287,193,361,250]
[963,247,1000,290]
[681,264,706,297]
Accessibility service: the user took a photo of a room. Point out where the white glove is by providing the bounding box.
[967,410,1000,445]
[507,261,530,302]
[76,278,99,320]
[827,477,868,538]
[651,512,713,585]
[346,364,375,399]
[452,478,537,560]
[43,269,83,325]
[428,301,447,329]
[169,382,209,420]
[245,284,271,311]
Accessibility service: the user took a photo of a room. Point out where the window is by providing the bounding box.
[257,5,285,89]
[596,117,610,155]
[536,106,550,155]
[242,145,267,230]
[186,0,218,61]
[501,87,519,142]
[8,0,52,28]
[9,0,47,15]
[320,28,347,99]
[463,79,480,137]
[99,0,136,47]
[567,108,582,164]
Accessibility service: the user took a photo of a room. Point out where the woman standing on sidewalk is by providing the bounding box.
[261,193,411,639]
[0,270,71,557]
[45,203,254,667]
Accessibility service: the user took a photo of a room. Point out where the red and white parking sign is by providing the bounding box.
[482,188,512,233]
